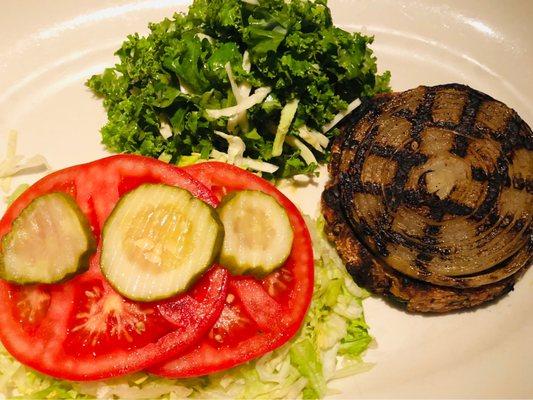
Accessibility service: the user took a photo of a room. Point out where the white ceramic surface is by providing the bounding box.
[0,1,532,398]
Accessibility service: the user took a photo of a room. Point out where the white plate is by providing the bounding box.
[1,0,532,398]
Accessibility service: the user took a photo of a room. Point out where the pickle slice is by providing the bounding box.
[101,184,224,302]
[0,193,95,284]
[218,190,293,277]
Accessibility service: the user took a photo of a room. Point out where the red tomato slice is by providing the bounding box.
[150,162,314,377]
[0,155,228,380]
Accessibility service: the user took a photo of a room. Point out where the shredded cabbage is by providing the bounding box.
[226,60,252,133]
[272,99,299,157]
[285,136,317,166]
[297,126,329,153]
[321,98,362,133]
[0,217,372,399]
[0,131,49,193]
[206,87,271,119]
[210,131,278,174]
[159,121,173,140]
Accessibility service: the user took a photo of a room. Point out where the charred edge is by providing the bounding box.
[362,182,383,195]
[436,198,474,217]
[343,124,363,151]
[417,171,430,188]
[370,144,405,158]
[397,189,426,208]
[510,217,527,234]
[451,90,482,153]
[521,123,533,151]
[338,174,382,196]
[471,166,488,181]
[383,90,438,212]
[511,176,532,192]
[416,251,434,263]
[339,98,386,152]
[338,126,381,208]
[409,87,437,140]
[386,153,428,212]
[499,214,513,229]
[396,188,473,220]
[498,114,523,154]
[322,185,349,237]
[470,155,508,222]
[503,174,512,188]
[344,257,379,295]
[431,120,459,131]
[451,134,469,158]
[369,144,397,158]
[393,108,414,120]
[342,137,360,152]
[357,217,374,238]
[459,89,483,129]
[339,94,392,135]
[475,210,503,235]
[354,125,380,174]
[369,224,448,256]
[369,144,427,165]
[425,224,441,236]
[322,185,340,211]
[421,234,439,246]
[436,83,503,107]
[527,179,533,194]
[414,253,434,276]
[359,218,390,257]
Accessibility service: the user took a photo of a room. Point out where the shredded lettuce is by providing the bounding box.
[0,217,372,399]
[297,126,329,153]
[211,131,279,173]
[0,131,49,193]
[285,136,317,166]
[272,99,299,157]
[321,98,362,134]
[87,0,390,178]
[206,87,272,119]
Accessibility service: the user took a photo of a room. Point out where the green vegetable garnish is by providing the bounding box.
[87,0,390,178]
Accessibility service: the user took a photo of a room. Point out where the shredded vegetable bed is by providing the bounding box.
[0,131,48,194]
[0,217,372,400]
[87,0,390,178]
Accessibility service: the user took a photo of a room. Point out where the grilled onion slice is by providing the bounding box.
[336,84,532,289]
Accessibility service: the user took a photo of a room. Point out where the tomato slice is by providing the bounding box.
[0,155,228,380]
[150,162,314,377]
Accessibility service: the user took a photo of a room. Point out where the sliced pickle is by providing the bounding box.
[101,184,223,302]
[0,193,95,284]
[218,190,293,277]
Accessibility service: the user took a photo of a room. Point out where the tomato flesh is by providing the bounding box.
[151,162,314,377]
[0,155,227,380]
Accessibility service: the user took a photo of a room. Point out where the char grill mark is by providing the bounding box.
[323,84,532,312]
[321,182,524,313]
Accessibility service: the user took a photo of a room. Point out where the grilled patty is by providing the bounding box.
[322,84,532,313]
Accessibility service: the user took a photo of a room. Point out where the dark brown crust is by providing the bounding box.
[322,84,532,313]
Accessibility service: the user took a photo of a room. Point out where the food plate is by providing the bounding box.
[1,0,532,397]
